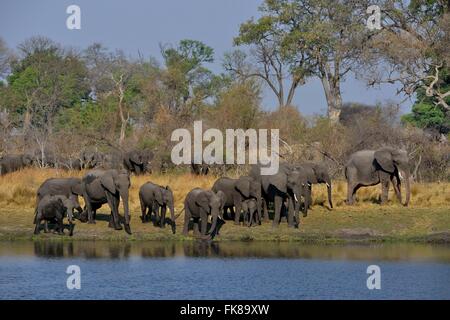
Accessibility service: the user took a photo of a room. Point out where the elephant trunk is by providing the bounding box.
[208,210,219,236]
[256,196,262,224]
[122,190,131,234]
[326,180,333,209]
[403,170,411,207]
[170,203,176,234]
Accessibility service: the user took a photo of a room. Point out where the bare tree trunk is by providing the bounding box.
[117,83,128,146]
[320,62,342,124]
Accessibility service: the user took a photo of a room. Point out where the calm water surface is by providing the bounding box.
[0,241,449,300]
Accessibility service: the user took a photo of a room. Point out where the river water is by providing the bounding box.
[0,241,449,300]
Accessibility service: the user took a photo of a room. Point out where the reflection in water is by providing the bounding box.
[0,241,449,262]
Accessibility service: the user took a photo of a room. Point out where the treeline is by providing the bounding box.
[0,0,449,181]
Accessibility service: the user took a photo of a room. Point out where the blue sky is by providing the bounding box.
[0,0,413,115]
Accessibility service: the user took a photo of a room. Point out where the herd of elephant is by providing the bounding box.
[31,146,411,239]
[0,149,154,176]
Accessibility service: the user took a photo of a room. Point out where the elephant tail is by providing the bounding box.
[174,207,185,220]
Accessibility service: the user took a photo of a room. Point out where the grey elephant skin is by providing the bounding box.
[212,176,262,225]
[250,163,309,228]
[123,150,153,175]
[0,154,33,175]
[34,195,77,236]
[241,198,259,227]
[182,188,225,239]
[345,147,411,206]
[139,182,177,234]
[36,178,84,217]
[80,149,103,169]
[81,169,132,234]
[296,162,333,210]
[191,162,209,175]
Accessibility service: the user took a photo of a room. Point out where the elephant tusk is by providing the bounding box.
[399,172,404,180]
[294,194,298,202]
[308,183,312,187]
[326,183,330,188]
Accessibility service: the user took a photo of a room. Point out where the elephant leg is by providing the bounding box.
[262,198,269,222]
[308,185,313,209]
[160,205,166,228]
[380,178,390,204]
[140,197,147,223]
[82,191,96,224]
[43,220,50,233]
[182,207,191,236]
[272,195,282,228]
[347,181,360,205]
[234,201,242,226]
[287,197,297,228]
[106,193,122,230]
[200,211,208,236]
[193,221,200,235]
[56,216,64,235]
[34,217,41,235]
[391,175,402,204]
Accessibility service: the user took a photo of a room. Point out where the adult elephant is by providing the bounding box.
[212,176,262,226]
[345,147,411,206]
[191,161,209,175]
[36,178,84,216]
[0,154,34,175]
[182,188,225,238]
[139,182,178,234]
[81,169,132,234]
[80,149,103,169]
[297,162,333,210]
[250,163,309,228]
[123,150,153,175]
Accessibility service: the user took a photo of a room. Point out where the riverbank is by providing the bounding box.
[0,169,449,243]
[1,207,449,243]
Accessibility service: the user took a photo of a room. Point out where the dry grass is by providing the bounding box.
[0,168,449,242]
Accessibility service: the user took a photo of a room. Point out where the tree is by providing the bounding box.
[225,15,310,109]
[402,68,450,136]
[6,37,89,158]
[230,0,368,121]
[160,39,217,112]
[363,0,450,112]
[0,38,12,80]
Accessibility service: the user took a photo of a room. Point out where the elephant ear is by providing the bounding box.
[72,182,83,196]
[195,191,210,212]
[129,152,141,165]
[216,190,226,208]
[271,172,288,193]
[100,173,116,194]
[374,149,395,173]
[155,188,164,206]
[235,179,251,198]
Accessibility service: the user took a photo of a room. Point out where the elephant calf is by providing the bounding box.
[139,182,178,234]
[34,195,77,236]
[183,188,225,239]
[241,198,259,227]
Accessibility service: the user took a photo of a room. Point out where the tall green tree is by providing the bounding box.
[7,37,89,134]
[160,39,218,112]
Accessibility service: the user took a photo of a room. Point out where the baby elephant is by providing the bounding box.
[34,195,77,236]
[241,198,260,227]
[139,182,177,234]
